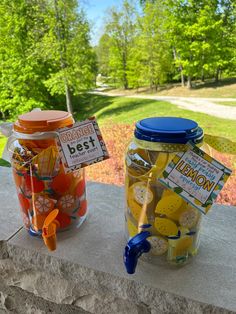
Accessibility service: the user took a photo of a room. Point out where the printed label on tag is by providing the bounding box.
[56,117,109,173]
[159,143,232,214]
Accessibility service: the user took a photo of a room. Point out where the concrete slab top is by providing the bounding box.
[0,167,22,241]
[1,168,236,312]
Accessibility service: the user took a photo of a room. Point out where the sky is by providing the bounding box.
[82,0,123,46]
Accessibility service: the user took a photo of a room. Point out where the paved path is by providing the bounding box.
[93,91,236,120]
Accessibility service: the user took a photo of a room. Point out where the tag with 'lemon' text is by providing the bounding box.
[159,143,232,214]
[56,117,109,173]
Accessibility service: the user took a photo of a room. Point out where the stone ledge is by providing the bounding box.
[0,281,89,314]
[0,167,236,313]
[0,167,22,241]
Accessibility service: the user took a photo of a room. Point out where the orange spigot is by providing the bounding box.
[42,209,60,251]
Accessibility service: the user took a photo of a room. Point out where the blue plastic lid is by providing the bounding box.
[135,117,203,144]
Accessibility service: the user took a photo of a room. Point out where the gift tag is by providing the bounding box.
[56,117,109,173]
[158,143,232,214]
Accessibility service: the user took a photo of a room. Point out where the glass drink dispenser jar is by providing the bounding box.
[124,117,211,273]
[8,110,87,250]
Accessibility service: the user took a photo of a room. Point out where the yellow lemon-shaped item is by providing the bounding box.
[147,236,168,256]
[179,208,199,229]
[127,218,138,237]
[155,194,184,216]
[129,182,153,205]
[127,197,148,224]
[154,218,178,236]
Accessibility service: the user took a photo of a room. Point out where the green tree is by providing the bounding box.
[104,1,136,89]
[0,0,97,119]
[166,0,236,88]
[129,1,172,90]
[38,0,97,113]
[96,34,112,77]
[0,0,50,119]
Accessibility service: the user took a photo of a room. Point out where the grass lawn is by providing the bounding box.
[75,93,236,141]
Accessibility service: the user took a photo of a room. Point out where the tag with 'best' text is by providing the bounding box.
[56,117,109,173]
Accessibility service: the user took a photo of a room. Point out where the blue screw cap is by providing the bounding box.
[135,117,203,143]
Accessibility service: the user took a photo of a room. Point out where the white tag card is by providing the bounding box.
[56,117,109,173]
[159,143,232,214]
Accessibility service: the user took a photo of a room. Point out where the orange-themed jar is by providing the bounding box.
[8,110,87,250]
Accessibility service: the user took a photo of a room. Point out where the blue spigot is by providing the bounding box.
[124,231,151,274]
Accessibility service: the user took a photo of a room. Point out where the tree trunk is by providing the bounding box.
[173,48,185,87]
[122,51,128,90]
[155,79,159,91]
[1,111,6,121]
[201,68,205,82]
[187,75,192,89]
[123,72,128,89]
[65,82,73,114]
[54,0,73,113]
[180,68,185,87]
[215,68,220,83]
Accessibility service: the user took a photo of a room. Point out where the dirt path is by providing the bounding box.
[94,90,236,120]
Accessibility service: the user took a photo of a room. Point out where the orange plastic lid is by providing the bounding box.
[14,110,74,134]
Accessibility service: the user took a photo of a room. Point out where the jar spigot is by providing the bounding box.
[124,231,151,274]
[42,209,60,251]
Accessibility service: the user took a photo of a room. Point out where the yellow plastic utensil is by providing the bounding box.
[128,196,148,224]
[127,217,138,237]
[169,235,193,257]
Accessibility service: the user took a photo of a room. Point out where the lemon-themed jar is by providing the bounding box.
[124,117,212,273]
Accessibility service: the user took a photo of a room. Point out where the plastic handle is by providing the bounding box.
[123,231,151,274]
